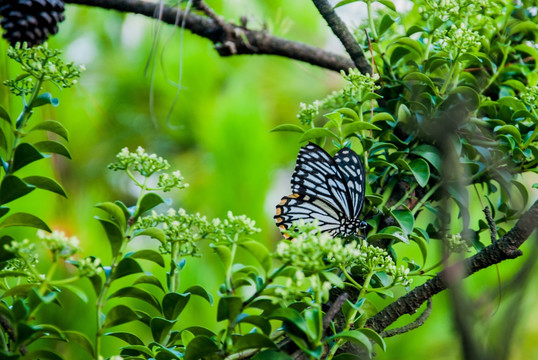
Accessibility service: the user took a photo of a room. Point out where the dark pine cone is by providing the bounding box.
[0,0,65,47]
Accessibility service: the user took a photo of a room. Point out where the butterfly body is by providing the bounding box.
[275,143,367,238]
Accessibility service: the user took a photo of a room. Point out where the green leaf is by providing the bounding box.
[59,284,89,303]
[217,296,242,322]
[24,350,63,360]
[0,235,15,263]
[111,257,143,280]
[300,128,337,143]
[12,143,44,172]
[109,287,162,312]
[394,38,423,58]
[128,249,165,267]
[329,330,372,355]
[88,272,103,297]
[95,202,127,231]
[181,329,195,347]
[377,14,395,36]
[411,144,442,173]
[334,0,358,8]
[0,212,50,231]
[253,350,293,360]
[370,112,395,123]
[320,271,344,288]
[269,124,304,133]
[268,308,308,338]
[32,92,59,107]
[0,106,11,124]
[22,175,66,198]
[210,244,232,269]
[0,175,35,205]
[184,336,219,360]
[356,328,386,351]
[104,331,144,346]
[95,218,124,257]
[184,285,213,305]
[29,120,69,140]
[120,345,154,357]
[403,72,437,92]
[64,330,95,357]
[234,333,277,352]
[409,158,430,187]
[151,317,176,343]
[134,227,166,245]
[162,292,191,320]
[34,140,71,159]
[103,305,140,329]
[238,240,271,272]
[303,307,321,341]
[494,125,522,144]
[410,234,428,266]
[377,0,396,10]
[135,192,165,217]
[237,315,271,335]
[367,226,409,244]
[344,121,382,137]
[133,275,165,292]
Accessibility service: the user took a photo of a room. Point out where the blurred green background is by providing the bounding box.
[0,1,536,359]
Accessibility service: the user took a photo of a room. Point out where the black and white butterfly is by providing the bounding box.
[275,142,367,238]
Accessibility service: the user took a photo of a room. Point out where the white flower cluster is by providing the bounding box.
[108,147,189,191]
[157,170,189,192]
[447,234,472,254]
[297,100,321,125]
[213,211,261,243]
[37,229,80,260]
[436,23,484,56]
[341,68,380,93]
[522,86,538,109]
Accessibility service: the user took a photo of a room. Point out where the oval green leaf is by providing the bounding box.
[0,212,50,232]
[0,175,35,205]
[22,176,66,198]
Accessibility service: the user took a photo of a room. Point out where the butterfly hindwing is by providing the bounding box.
[275,193,342,237]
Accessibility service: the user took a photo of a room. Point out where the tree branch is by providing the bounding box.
[311,0,371,74]
[366,199,538,333]
[64,0,355,72]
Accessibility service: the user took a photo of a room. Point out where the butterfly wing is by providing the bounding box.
[333,147,366,218]
[290,143,354,218]
[275,193,343,237]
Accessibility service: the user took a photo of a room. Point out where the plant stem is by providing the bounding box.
[326,270,374,360]
[366,1,378,40]
[411,182,441,216]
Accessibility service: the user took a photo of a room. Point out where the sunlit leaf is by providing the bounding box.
[34,140,71,159]
[23,176,66,198]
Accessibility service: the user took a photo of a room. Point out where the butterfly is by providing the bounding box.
[275,142,367,238]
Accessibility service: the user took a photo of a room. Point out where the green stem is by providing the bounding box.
[243,263,288,307]
[480,47,509,95]
[226,235,239,293]
[326,270,375,360]
[95,178,148,358]
[440,53,460,95]
[410,182,441,216]
[169,241,181,293]
[410,258,443,276]
[7,76,43,174]
[390,183,418,211]
[366,1,378,40]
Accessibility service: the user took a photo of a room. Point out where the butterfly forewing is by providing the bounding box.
[333,147,366,218]
[290,143,353,218]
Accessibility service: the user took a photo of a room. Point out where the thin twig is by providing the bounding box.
[323,292,349,330]
[380,299,432,337]
[483,206,497,243]
[312,0,371,74]
[366,199,538,333]
[64,0,355,72]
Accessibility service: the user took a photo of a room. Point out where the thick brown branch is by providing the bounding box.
[366,200,538,333]
[380,298,432,338]
[312,0,371,74]
[64,0,355,72]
